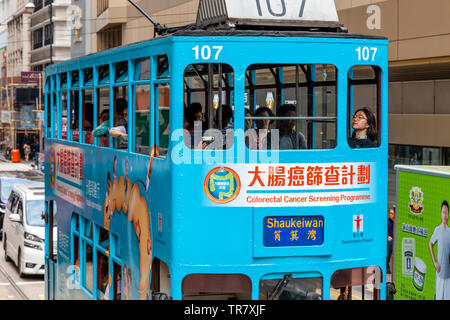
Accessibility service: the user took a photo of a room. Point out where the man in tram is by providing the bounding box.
[267,104,306,150]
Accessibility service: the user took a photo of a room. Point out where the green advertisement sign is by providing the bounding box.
[394,168,450,300]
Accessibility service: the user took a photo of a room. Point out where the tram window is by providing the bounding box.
[155,83,170,157]
[113,261,122,300]
[97,250,110,300]
[157,55,169,79]
[112,86,129,150]
[71,70,80,87]
[82,89,94,144]
[46,93,52,137]
[75,214,79,231]
[348,65,381,149]
[53,92,58,138]
[84,243,94,293]
[115,61,128,82]
[73,234,80,281]
[95,88,110,147]
[61,91,68,140]
[135,58,150,81]
[70,90,80,142]
[183,63,235,150]
[85,220,93,240]
[182,274,251,300]
[245,64,337,150]
[84,68,93,86]
[99,65,110,85]
[135,85,150,155]
[98,227,110,251]
[330,266,382,300]
[60,73,67,89]
[259,275,323,300]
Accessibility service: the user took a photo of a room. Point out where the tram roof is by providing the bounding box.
[46,28,387,74]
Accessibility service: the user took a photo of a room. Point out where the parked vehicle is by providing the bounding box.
[3,183,45,277]
[0,177,43,239]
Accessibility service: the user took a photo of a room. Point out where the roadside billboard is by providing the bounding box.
[394,165,450,300]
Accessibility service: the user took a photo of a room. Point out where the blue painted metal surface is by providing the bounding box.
[44,32,389,300]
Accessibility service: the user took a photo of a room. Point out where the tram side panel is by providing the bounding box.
[46,140,173,300]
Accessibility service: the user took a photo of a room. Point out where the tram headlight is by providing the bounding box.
[24,232,43,243]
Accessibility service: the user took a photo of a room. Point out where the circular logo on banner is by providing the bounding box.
[49,147,56,190]
[409,187,424,215]
[204,167,241,204]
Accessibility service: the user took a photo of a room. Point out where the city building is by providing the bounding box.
[6,0,35,79]
[334,0,450,205]
[30,0,72,71]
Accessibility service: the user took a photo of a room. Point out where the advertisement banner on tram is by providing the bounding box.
[203,162,375,207]
[394,166,450,300]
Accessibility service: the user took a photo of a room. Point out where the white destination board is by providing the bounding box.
[226,0,339,23]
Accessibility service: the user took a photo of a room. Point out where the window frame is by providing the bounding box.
[347,65,382,149]
[244,63,338,152]
[71,214,122,300]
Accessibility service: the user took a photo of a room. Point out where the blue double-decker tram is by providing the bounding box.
[43,0,388,300]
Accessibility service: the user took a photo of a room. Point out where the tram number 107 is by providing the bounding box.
[255,0,307,18]
[192,45,223,61]
[356,46,378,62]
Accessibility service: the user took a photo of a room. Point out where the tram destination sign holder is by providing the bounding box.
[196,0,343,30]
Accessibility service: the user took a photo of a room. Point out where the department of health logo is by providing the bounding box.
[49,147,56,189]
[409,187,424,215]
[204,167,241,204]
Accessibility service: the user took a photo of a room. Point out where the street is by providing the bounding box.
[0,159,45,300]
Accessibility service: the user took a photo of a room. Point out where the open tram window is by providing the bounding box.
[45,77,51,138]
[73,234,80,282]
[61,90,68,140]
[135,58,150,81]
[347,65,381,149]
[70,89,80,142]
[97,250,110,300]
[84,242,94,293]
[113,261,122,300]
[98,226,109,251]
[155,83,170,157]
[98,65,110,85]
[115,61,128,83]
[245,64,337,150]
[82,89,94,144]
[134,85,150,155]
[183,63,234,150]
[259,274,323,300]
[330,266,382,300]
[157,55,169,79]
[84,68,93,87]
[112,86,129,150]
[182,274,251,300]
[95,87,110,147]
[53,92,58,138]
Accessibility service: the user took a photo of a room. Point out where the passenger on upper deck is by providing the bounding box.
[93,110,110,137]
[267,104,306,150]
[186,102,204,135]
[348,107,377,149]
[215,105,234,149]
[110,106,128,139]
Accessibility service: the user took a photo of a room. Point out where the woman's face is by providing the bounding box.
[352,110,369,132]
[256,111,270,129]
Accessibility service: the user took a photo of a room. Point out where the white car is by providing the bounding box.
[3,184,45,277]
